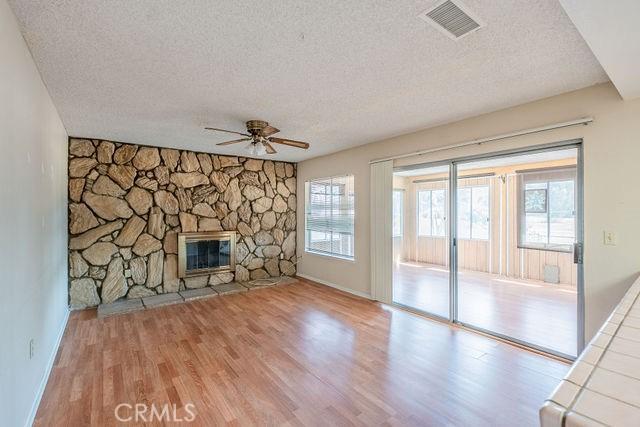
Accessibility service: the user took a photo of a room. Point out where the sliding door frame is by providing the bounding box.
[449,162,458,323]
[393,138,584,360]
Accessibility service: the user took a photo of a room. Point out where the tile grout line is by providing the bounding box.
[580,366,640,409]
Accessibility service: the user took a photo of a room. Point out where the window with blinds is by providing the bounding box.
[304,175,355,259]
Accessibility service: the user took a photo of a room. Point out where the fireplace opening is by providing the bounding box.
[186,239,230,271]
[178,231,236,278]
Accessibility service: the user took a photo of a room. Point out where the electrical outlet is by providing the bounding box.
[604,231,617,246]
[29,339,35,359]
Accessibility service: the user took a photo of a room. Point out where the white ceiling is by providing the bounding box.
[8,0,608,162]
[559,0,640,100]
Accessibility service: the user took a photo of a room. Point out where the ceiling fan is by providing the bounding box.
[205,120,310,156]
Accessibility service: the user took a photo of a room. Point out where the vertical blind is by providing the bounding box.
[370,160,393,303]
[305,175,355,259]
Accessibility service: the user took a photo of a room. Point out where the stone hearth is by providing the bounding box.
[97,277,298,318]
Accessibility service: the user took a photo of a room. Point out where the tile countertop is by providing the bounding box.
[540,276,640,427]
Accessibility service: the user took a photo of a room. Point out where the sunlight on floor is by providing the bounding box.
[393,261,577,356]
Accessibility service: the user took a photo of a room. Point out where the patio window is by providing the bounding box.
[457,185,490,240]
[518,167,576,252]
[392,189,404,237]
[417,189,446,237]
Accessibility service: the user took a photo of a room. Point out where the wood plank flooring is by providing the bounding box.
[393,261,577,356]
[35,278,569,426]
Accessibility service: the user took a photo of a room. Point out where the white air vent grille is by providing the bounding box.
[544,265,560,284]
[418,0,483,40]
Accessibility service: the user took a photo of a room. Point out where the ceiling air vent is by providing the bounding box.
[418,0,484,40]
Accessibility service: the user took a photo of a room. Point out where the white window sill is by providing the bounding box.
[304,249,355,263]
[518,244,573,253]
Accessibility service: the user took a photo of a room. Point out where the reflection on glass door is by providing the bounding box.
[392,165,450,318]
[455,147,579,357]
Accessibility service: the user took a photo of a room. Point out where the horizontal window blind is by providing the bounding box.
[305,175,355,259]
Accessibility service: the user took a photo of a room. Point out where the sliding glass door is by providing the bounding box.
[392,164,450,319]
[392,142,583,358]
[454,147,580,357]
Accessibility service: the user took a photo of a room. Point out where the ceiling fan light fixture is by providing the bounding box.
[256,142,267,156]
[244,142,257,156]
[244,141,267,157]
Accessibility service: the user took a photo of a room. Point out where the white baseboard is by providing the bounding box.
[25,308,70,427]
[296,273,373,300]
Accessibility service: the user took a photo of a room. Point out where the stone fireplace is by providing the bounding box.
[67,137,297,309]
[178,231,236,278]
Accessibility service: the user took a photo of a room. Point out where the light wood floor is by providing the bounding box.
[393,261,577,356]
[36,278,569,426]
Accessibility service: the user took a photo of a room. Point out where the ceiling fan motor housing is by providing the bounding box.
[246,120,269,136]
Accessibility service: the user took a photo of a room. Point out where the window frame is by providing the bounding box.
[417,188,447,238]
[456,184,490,241]
[518,177,576,253]
[392,189,404,238]
[304,174,355,261]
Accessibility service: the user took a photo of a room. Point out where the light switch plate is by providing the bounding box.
[604,231,617,245]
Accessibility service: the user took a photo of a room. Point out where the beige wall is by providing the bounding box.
[0,1,69,426]
[296,82,640,343]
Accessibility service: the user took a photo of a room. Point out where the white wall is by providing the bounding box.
[0,1,69,426]
[297,82,640,344]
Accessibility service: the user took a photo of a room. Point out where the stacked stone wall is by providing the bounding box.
[67,138,296,308]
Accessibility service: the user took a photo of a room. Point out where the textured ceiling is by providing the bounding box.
[8,0,608,162]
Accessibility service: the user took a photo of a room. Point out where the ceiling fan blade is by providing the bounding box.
[261,125,280,137]
[268,137,310,149]
[205,127,251,137]
[262,141,277,154]
[216,138,251,146]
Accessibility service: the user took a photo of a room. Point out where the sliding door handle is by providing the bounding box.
[573,242,583,264]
